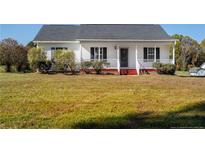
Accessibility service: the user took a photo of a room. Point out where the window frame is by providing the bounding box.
[143,47,160,62]
[147,47,155,62]
[90,47,107,61]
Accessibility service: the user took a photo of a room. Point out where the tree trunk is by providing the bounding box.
[17,65,22,72]
[6,64,11,72]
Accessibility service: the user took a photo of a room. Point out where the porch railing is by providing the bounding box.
[136,59,174,69]
[81,58,174,69]
[81,59,118,69]
[137,59,173,64]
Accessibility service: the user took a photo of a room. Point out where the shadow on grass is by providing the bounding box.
[72,101,205,129]
[177,75,205,78]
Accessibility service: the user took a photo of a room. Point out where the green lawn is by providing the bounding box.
[0,72,205,128]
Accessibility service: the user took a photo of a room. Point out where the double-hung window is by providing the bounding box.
[90,47,107,61]
[143,47,160,62]
[147,48,155,62]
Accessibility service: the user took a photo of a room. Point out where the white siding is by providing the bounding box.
[81,41,171,69]
[38,43,81,62]
[137,43,170,68]
[81,42,118,68]
[38,41,171,69]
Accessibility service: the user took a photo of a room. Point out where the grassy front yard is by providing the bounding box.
[0,73,205,128]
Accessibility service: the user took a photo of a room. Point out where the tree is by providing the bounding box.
[171,34,202,71]
[198,39,205,66]
[28,47,47,71]
[0,38,18,72]
[26,41,36,49]
[180,37,201,70]
[14,45,28,71]
[200,39,205,52]
[171,34,184,70]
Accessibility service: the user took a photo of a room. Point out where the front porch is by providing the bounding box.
[81,42,176,75]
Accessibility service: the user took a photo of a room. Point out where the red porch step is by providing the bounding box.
[120,69,137,75]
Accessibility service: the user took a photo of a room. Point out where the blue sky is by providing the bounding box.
[0,24,205,45]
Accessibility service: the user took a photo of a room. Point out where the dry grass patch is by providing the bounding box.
[0,73,205,128]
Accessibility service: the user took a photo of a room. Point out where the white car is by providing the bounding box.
[189,63,205,76]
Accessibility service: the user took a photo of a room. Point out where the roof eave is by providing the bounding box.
[33,39,178,43]
[33,40,80,44]
[77,39,177,42]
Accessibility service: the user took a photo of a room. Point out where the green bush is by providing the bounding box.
[153,62,176,75]
[0,65,5,73]
[53,50,78,74]
[53,50,65,71]
[81,61,93,74]
[152,62,162,69]
[28,47,47,72]
[91,61,110,74]
[63,51,78,74]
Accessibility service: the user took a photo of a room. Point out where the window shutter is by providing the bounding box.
[103,47,107,60]
[144,48,147,60]
[90,47,94,59]
[156,47,160,59]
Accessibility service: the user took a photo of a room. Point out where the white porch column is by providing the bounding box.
[80,44,82,63]
[154,45,156,62]
[98,47,100,61]
[172,41,176,64]
[116,46,120,73]
[135,45,140,75]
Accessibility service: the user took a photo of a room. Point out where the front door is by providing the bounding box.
[120,48,128,67]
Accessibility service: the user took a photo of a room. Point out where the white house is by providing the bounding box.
[33,24,176,75]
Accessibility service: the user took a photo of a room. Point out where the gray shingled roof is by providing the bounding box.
[34,24,172,41]
[34,25,80,41]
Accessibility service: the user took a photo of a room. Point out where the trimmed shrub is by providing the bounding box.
[53,50,65,71]
[152,62,162,69]
[92,61,110,74]
[63,51,78,74]
[81,61,93,74]
[153,62,176,75]
[53,50,78,74]
[28,47,47,72]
